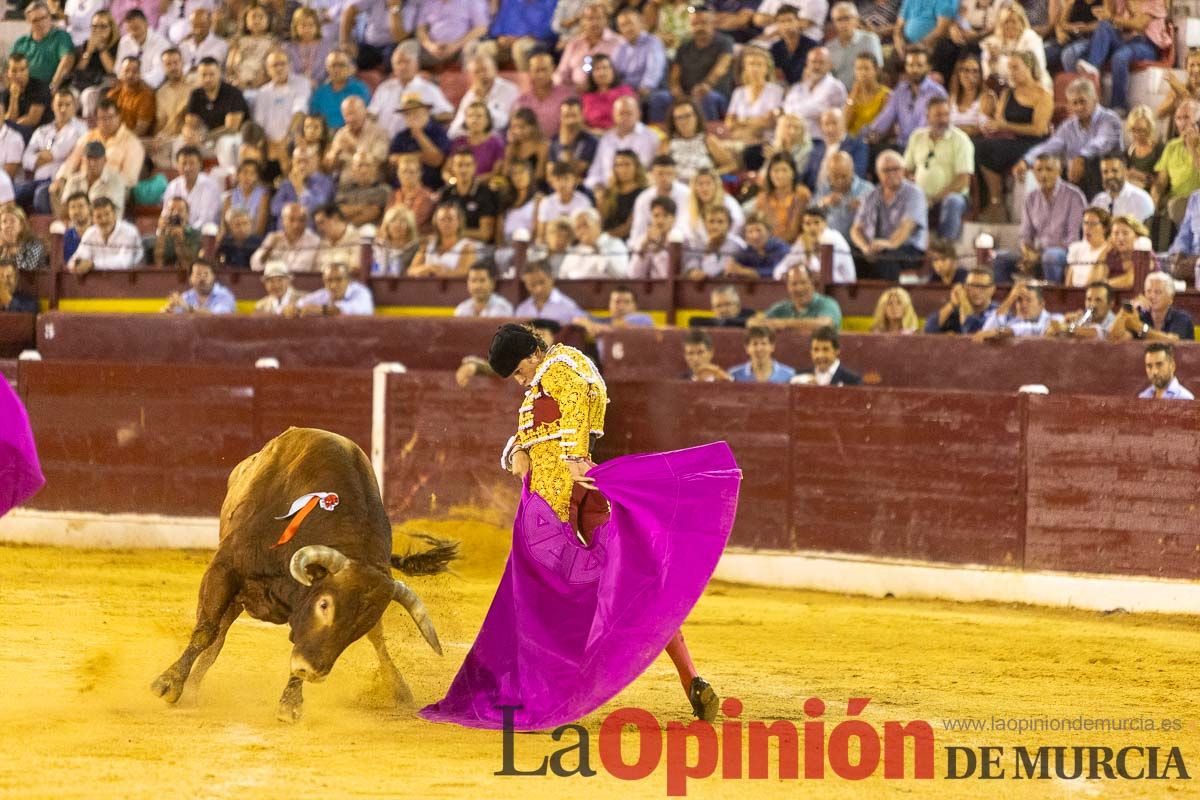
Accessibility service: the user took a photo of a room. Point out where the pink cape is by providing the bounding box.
[420,442,741,730]
[0,379,44,517]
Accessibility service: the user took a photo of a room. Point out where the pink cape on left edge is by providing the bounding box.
[0,378,44,517]
[420,441,742,730]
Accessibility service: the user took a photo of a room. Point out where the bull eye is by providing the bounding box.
[319,599,330,611]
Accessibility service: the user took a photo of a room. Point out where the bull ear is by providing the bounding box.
[392,581,442,655]
[289,545,349,586]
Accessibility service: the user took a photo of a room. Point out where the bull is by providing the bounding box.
[150,427,456,722]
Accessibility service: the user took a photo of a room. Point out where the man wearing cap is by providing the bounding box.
[55,140,127,219]
[368,42,454,140]
[254,261,300,315]
[388,93,450,190]
[292,261,375,316]
[251,202,321,274]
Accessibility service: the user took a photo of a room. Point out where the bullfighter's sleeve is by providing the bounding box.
[538,361,592,461]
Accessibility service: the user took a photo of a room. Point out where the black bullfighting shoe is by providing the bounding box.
[689,676,719,722]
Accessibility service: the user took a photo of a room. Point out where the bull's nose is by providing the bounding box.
[290,654,326,682]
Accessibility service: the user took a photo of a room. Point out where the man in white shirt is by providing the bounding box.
[629,155,692,242]
[251,202,322,273]
[115,9,171,88]
[313,203,361,274]
[783,47,847,141]
[454,262,515,317]
[368,41,454,139]
[535,162,594,241]
[0,123,24,179]
[558,208,630,279]
[1090,153,1155,223]
[161,145,221,227]
[1139,343,1195,400]
[68,196,143,273]
[176,7,228,73]
[20,88,86,212]
[755,0,829,44]
[293,261,375,316]
[446,53,520,139]
[253,49,310,159]
[585,95,661,189]
[976,282,1063,340]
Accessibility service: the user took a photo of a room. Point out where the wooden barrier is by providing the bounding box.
[0,312,34,357]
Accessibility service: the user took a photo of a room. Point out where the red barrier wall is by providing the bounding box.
[0,313,34,357]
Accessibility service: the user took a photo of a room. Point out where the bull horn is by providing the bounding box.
[289,545,349,586]
[392,581,442,656]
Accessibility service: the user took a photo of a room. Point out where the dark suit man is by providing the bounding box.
[795,325,862,385]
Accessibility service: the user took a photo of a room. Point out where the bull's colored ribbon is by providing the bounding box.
[272,492,340,548]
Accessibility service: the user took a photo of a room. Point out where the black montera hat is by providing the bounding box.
[488,323,543,378]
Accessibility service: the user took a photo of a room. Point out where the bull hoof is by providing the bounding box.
[277,702,303,723]
[150,670,185,704]
[391,679,414,708]
[278,678,303,723]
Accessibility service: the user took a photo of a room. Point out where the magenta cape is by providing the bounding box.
[0,379,44,517]
[420,441,741,730]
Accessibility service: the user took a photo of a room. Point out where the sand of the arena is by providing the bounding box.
[1,511,1198,799]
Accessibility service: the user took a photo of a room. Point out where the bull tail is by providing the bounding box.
[391,534,459,576]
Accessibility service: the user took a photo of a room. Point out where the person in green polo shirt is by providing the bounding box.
[753,264,843,332]
[11,3,76,90]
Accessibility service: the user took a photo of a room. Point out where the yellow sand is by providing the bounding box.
[0,513,1197,799]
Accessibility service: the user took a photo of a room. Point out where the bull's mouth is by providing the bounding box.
[290,653,330,683]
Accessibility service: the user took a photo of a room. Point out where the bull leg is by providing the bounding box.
[367,620,413,707]
[151,560,239,704]
[179,601,243,705]
[277,676,304,723]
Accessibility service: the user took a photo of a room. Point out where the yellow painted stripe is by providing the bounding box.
[57,299,168,313]
[374,306,457,317]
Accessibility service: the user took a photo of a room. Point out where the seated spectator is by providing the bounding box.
[389,94,451,191]
[440,151,500,242]
[324,96,389,177]
[572,284,655,337]
[336,152,390,228]
[946,54,995,137]
[1095,214,1145,290]
[449,102,506,180]
[270,145,334,221]
[1110,271,1195,342]
[629,155,689,242]
[454,261,514,317]
[1138,343,1194,399]
[0,259,37,312]
[629,196,678,279]
[975,281,1062,340]
[64,12,114,116]
[923,266,999,334]
[0,206,46,273]
[681,328,733,381]
[494,160,540,255]
[0,122,24,181]
[313,203,360,274]
[903,96,972,243]
[163,259,235,313]
[802,108,868,190]
[154,49,192,144]
[1124,105,1162,191]
[62,192,91,263]
[408,201,478,278]
[369,43,453,142]
[285,8,332,86]
[308,51,369,131]
[612,7,668,102]
[372,206,420,276]
[391,155,438,235]
[1047,0,1101,72]
[812,150,872,239]
[1069,0,1169,113]
[1046,280,1118,339]
[185,57,248,140]
[850,150,928,280]
[724,47,785,153]
[993,153,1086,284]
[865,46,946,153]
[13,3,77,89]
[783,48,848,143]
[1018,79,1121,200]
[684,168,745,243]
[51,99,144,202]
[599,149,650,240]
[152,196,202,270]
[253,261,299,315]
[559,207,630,279]
[731,215,789,279]
[930,0,998,77]
[412,0,489,69]
[221,159,269,238]
[581,55,636,133]
[683,205,745,279]
[1,53,51,143]
[107,56,156,137]
[550,98,599,180]
[168,112,214,167]
[448,55,520,140]
[1066,206,1112,288]
[892,0,954,61]
[176,8,229,72]
[1092,153,1155,225]
[19,89,86,213]
[517,52,576,137]
[649,5,734,122]
[729,325,796,383]
[1150,101,1200,236]
[768,6,811,85]
[869,287,918,333]
[827,3,883,91]
[662,100,734,185]
[794,325,863,384]
[338,0,406,71]
[980,4,1050,90]
[251,202,321,273]
[54,140,127,219]
[1158,49,1200,127]
[555,2,624,93]
[497,109,549,189]
[115,9,170,89]
[292,261,375,317]
[845,54,889,138]
[216,207,262,269]
[585,96,660,189]
[753,264,843,330]
[538,161,593,241]
[775,205,857,282]
[514,259,586,323]
[691,284,755,327]
[162,145,221,228]
[926,239,966,286]
[484,0,556,71]
[528,218,575,276]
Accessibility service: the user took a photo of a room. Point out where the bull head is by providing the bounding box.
[287,546,441,681]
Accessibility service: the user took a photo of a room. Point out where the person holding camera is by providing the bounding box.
[152,196,201,271]
[1109,271,1196,342]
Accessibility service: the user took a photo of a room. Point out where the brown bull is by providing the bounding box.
[150,427,456,722]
